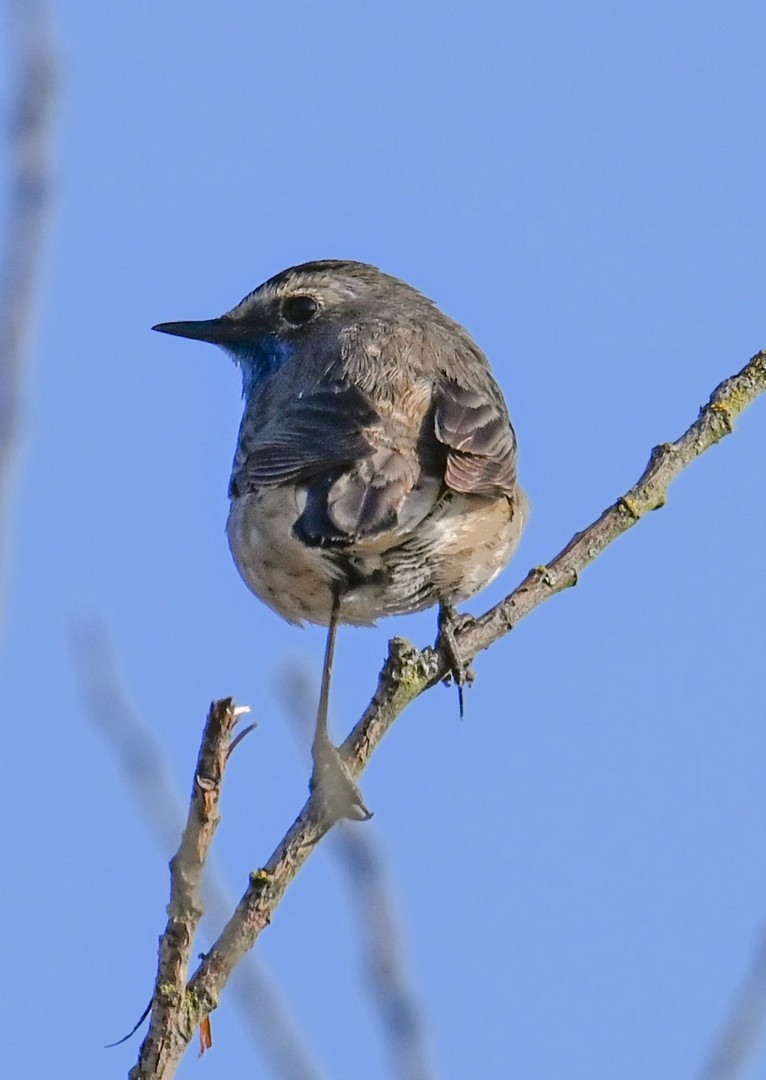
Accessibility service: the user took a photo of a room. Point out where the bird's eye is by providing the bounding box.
[282,295,318,325]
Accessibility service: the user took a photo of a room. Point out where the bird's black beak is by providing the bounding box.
[152,316,245,345]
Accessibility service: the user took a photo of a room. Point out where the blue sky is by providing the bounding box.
[2,2,766,1078]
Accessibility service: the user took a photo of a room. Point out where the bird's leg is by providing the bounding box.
[437,601,477,719]
[310,588,373,823]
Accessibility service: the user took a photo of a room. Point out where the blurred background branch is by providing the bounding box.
[699,925,766,1080]
[0,0,56,617]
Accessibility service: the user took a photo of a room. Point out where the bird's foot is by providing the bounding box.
[310,731,373,823]
[437,603,477,718]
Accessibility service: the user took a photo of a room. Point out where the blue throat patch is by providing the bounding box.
[227,337,294,397]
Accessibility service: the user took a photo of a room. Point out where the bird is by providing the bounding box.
[153,260,527,821]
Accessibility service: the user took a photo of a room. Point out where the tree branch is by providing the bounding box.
[130,700,249,1079]
[133,349,766,1077]
[453,348,766,665]
[73,625,328,1080]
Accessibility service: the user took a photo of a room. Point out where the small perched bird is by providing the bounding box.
[154,260,526,819]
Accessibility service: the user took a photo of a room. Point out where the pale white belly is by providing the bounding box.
[227,488,344,626]
[227,485,527,628]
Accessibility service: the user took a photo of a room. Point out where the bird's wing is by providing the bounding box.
[232,371,518,545]
[230,382,377,489]
[230,381,424,543]
[433,379,518,498]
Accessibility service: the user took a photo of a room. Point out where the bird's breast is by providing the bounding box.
[226,482,527,628]
[227,488,344,626]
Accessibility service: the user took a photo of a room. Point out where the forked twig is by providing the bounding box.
[74,627,327,1080]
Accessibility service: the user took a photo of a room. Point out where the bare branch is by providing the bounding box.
[131,698,239,1078]
[454,350,766,667]
[73,627,327,1080]
[133,349,766,1076]
[0,0,57,607]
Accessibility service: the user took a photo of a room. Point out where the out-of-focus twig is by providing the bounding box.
[73,625,183,851]
[0,0,57,609]
[699,927,766,1080]
[281,667,437,1080]
[73,625,327,1080]
[335,830,436,1080]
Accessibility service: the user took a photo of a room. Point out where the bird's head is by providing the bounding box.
[153,260,437,395]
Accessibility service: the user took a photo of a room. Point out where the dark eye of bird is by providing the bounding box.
[282,295,318,326]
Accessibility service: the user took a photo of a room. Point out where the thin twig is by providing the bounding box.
[72,627,327,1080]
[228,721,258,758]
[0,0,57,610]
[134,349,766,1077]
